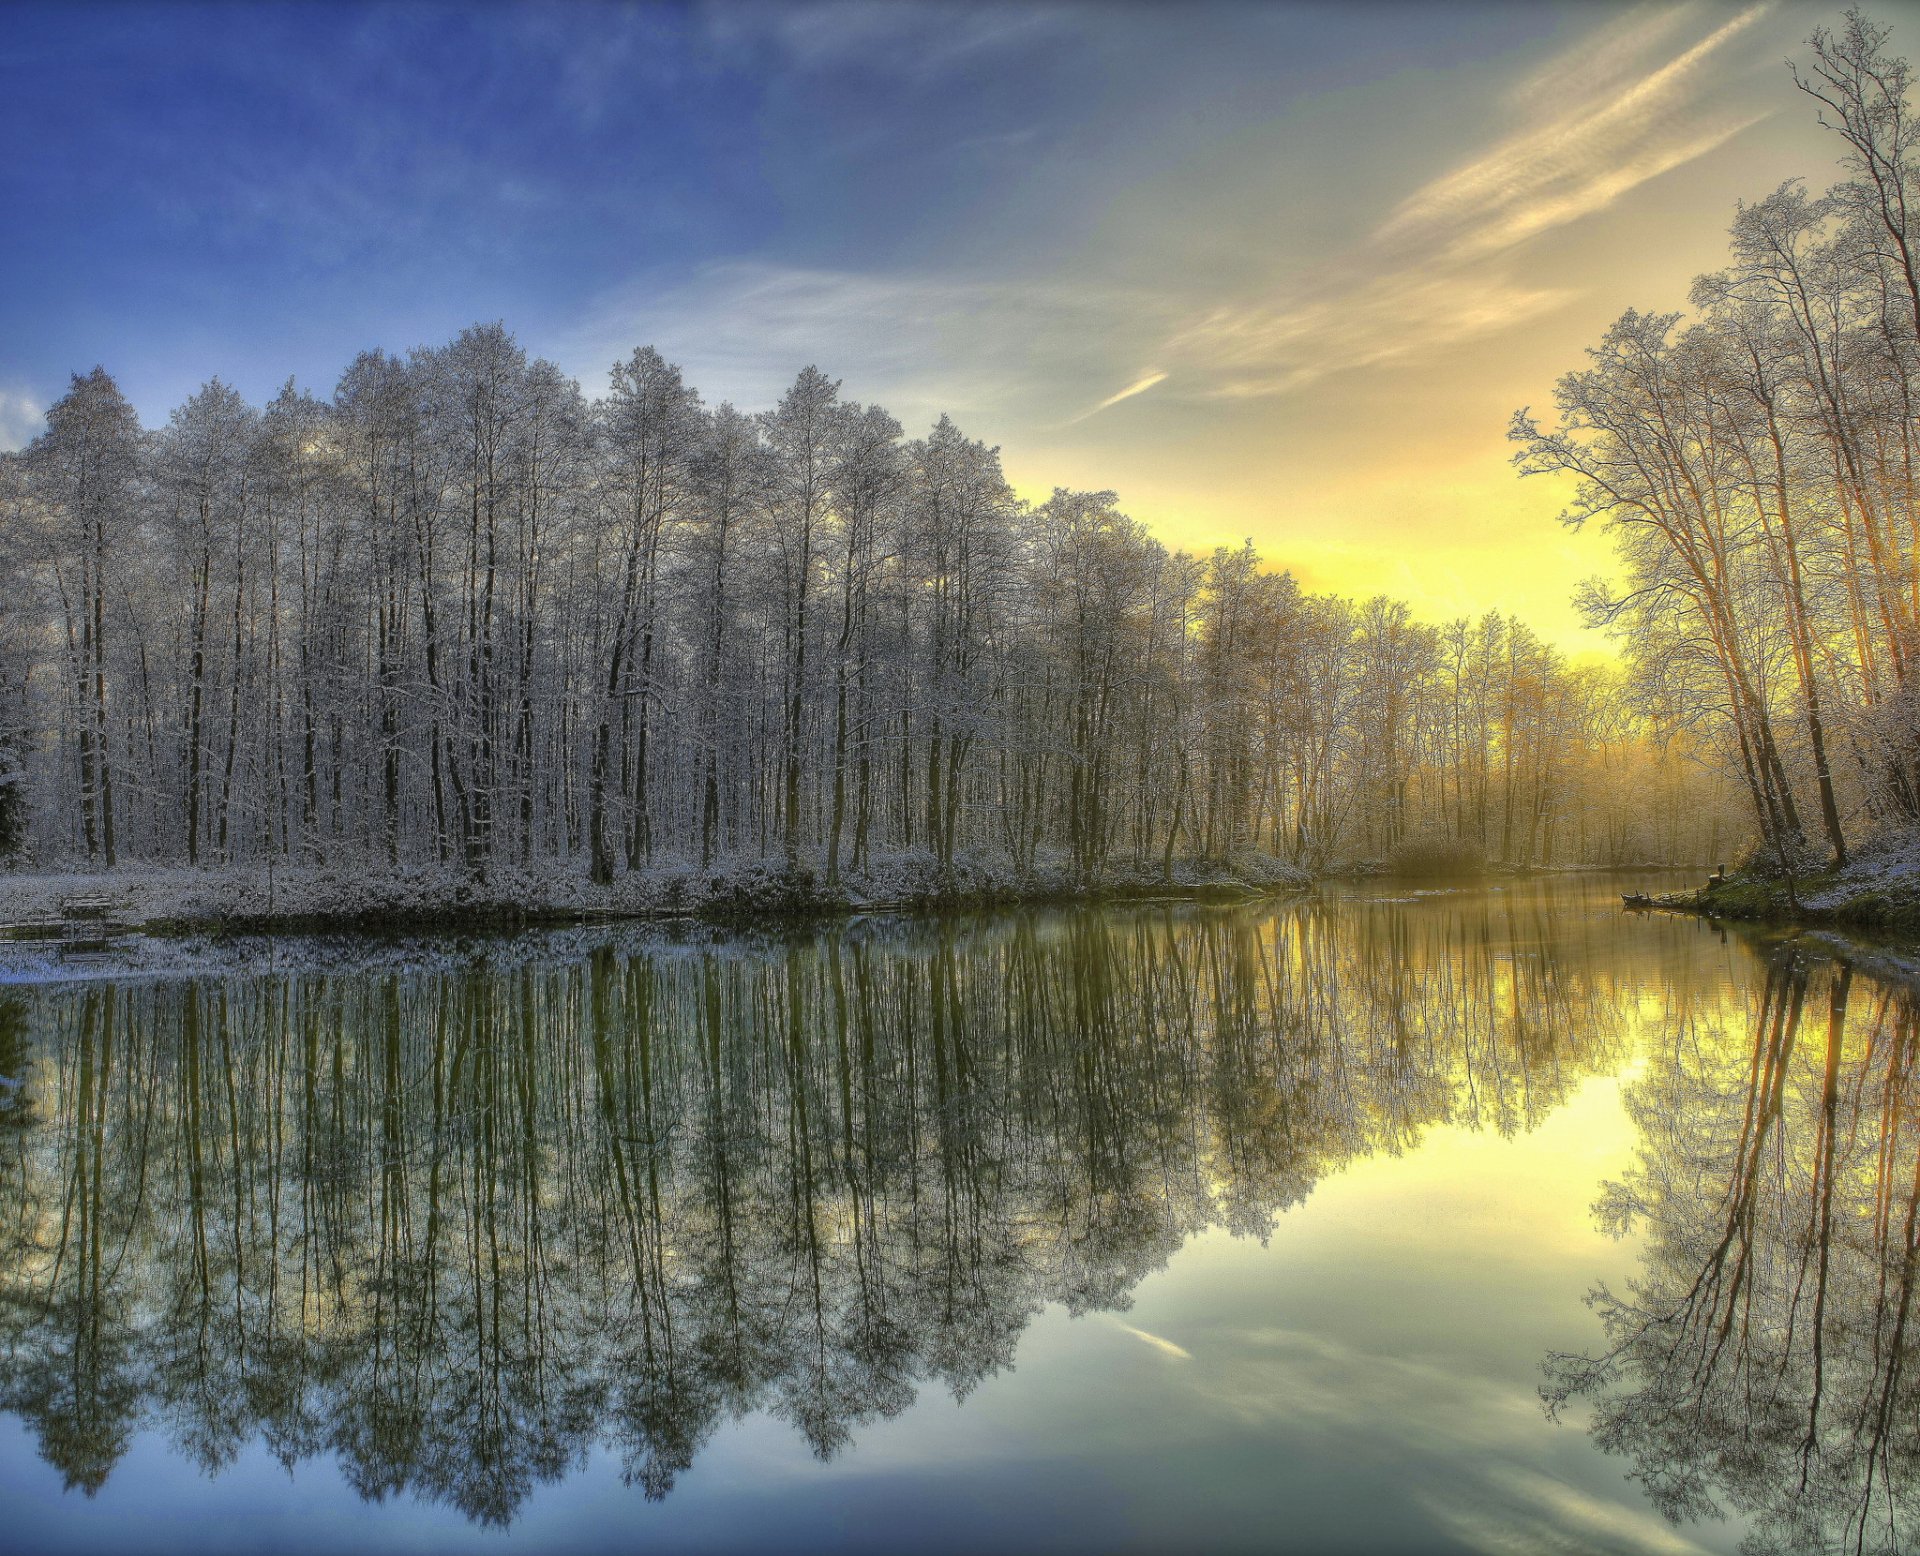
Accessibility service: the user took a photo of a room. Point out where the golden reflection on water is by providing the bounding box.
[1546,943,1920,1556]
[0,881,1911,1549]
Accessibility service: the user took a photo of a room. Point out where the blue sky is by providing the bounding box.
[2,1,1559,407]
[0,0,1862,643]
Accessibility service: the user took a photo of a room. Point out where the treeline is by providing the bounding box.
[0,365,1742,885]
[1515,10,1920,872]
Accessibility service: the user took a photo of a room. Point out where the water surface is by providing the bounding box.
[1,876,1914,1553]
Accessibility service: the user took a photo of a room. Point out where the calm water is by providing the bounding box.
[0,876,1914,1554]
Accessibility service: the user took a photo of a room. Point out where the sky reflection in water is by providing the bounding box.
[1,876,1911,1554]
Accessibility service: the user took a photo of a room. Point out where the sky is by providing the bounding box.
[0,0,1869,651]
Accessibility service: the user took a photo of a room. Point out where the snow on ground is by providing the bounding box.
[1805,828,1920,912]
[0,917,900,988]
[0,849,1314,985]
[0,858,625,926]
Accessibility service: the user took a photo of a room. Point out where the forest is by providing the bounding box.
[6,15,1920,897]
[0,347,1726,890]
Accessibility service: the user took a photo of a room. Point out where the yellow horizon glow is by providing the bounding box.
[544,4,1857,668]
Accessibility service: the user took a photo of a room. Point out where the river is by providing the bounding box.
[0,874,1913,1554]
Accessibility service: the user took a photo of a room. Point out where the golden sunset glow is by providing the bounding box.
[965,1,1850,652]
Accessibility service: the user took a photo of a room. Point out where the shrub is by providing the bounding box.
[1385,835,1486,879]
[1734,835,1825,880]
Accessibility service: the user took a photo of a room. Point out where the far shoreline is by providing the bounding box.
[0,854,1736,942]
[0,853,1318,947]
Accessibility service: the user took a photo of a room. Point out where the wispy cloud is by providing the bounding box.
[1111,1319,1193,1361]
[1069,370,1168,424]
[568,3,1779,432]
[0,389,43,453]
[1140,2,1775,402]
[699,0,1061,78]
[1378,3,1771,264]
[1421,1464,1716,1556]
[566,260,1172,431]
[1168,273,1574,401]
[1162,1325,1717,1555]
[1505,5,1694,118]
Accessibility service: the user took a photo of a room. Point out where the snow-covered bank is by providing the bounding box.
[0,850,1313,980]
[1651,831,1920,936]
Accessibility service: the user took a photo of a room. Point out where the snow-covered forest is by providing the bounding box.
[3,20,1920,900]
[0,342,1732,887]
[1515,14,1920,876]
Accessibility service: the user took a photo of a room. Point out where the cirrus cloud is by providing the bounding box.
[1082,1,1778,413]
[0,389,44,453]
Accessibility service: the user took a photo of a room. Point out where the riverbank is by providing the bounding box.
[0,849,1314,942]
[1644,834,1920,936]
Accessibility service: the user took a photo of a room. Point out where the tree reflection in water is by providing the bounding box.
[0,890,1674,1527]
[1546,945,1920,1556]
